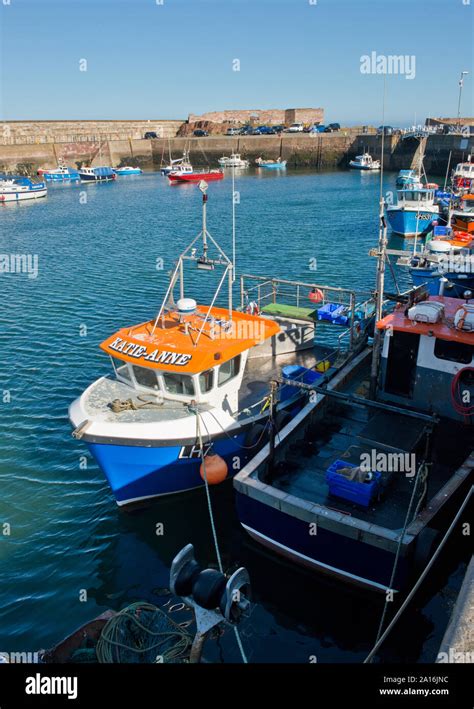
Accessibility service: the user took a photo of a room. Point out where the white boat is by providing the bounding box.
[452,158,474,193]
[113,166,143,176]
[0,176,47,202]
[349,153,381,170]
[161,150,193,176]
[218,153,249,168]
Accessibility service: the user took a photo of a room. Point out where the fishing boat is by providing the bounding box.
[218,154,249,168]
[386,187,440,237]
[255,157,287,170]
[161,151,193,176]
[69,183,373,505]
[349,153,380,170]
[396,169,421,188]
[452,159,474,193]
[79,166,116,183]
[450,194,474,234]
[0,176,47,202]
[168,169,224,183]
[37,163,80,183]
[113,166,143,176]
[234,274,474,593]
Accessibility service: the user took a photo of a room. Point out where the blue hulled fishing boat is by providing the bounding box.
[69,184,371,506]
[386,186,440,236]
[396,169,420,187]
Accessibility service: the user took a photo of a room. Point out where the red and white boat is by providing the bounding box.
[168,169,224,184]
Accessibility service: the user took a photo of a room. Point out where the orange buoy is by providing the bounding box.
[200,454,228,485]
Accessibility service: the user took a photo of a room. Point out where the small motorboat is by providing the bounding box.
[168,169,224,183]
[161,150,193,176]
[255,157,287,169]
[79,166,116,182]
[37,163,80,183]
[113,166,143,176]
[0,176,47,202]
[349,153,380,170]
[218,153,249,168]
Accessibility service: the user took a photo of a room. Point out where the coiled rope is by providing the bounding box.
[96,602,192,663]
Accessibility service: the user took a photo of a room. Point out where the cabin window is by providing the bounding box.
[199,369,215,393]
[111,357,132,383]
[132,365,160,390]
[218,355,241,386]
[434,339,472,364]
[385,332,420,398]
[162,372,195,396]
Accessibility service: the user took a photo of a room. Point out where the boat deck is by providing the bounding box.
[270,369,472,531]
[82,344,334,424]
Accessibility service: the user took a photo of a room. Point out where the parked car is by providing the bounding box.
[309,124,326,134]
[272,125,286,134]
[238,125,253,135]
[144,131,158,139]
[193,129,209,137]
[324,123,341,133]
[226,127,240,136]
[253,125,276,135]
[377,125,393,136]
[287,122,304,133]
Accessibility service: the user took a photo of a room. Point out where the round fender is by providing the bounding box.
[192,569,227,610]
[173,559,201,597]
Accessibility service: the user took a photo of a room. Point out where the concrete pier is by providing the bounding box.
[437,556,474,663]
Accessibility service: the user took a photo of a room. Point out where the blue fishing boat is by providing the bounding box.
[0,176,47,202]
[396,169,420,187]
[69,188,373,506]
[386,187,440,236]
[113,166,143,176]
[79,166,116,182]
[38,164,80,183]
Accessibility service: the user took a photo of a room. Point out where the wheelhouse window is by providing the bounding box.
[132,365,160,390]
[434,338,473,364]
[199,369,215,393]
[218,355,241,386]
[111,357,132,383]
[162,372,195,396]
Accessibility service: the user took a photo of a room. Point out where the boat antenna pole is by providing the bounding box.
[232,164,236,283]
[369,78,388,400]
[199,180,209,262]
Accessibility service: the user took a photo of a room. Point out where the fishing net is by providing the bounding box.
[96,602,192,664]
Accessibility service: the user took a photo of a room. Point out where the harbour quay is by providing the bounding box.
[1,115,473,175]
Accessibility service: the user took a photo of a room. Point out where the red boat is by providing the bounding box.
[168,170,224,183]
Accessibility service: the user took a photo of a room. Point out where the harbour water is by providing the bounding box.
[0,169,468,662]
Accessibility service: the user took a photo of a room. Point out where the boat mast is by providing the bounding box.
[369,79,388,399]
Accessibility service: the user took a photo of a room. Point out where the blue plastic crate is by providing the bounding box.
[325,460,381,507]
[280,365,323,402]
[317,303,349,325]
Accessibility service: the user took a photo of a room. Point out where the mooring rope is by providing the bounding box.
[364,485,473,664]
[370,459,428,657]
[193,407,248,664]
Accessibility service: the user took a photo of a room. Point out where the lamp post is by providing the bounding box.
[457,71,469,125]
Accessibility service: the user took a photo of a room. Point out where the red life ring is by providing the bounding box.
[453,231,471,243]
[309,288,324,303]
[246,301,260,316]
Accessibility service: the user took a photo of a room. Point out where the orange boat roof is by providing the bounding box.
[100,305,280,374]
[377,296,474,345]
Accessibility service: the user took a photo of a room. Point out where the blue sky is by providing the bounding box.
[1,0,472,125]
